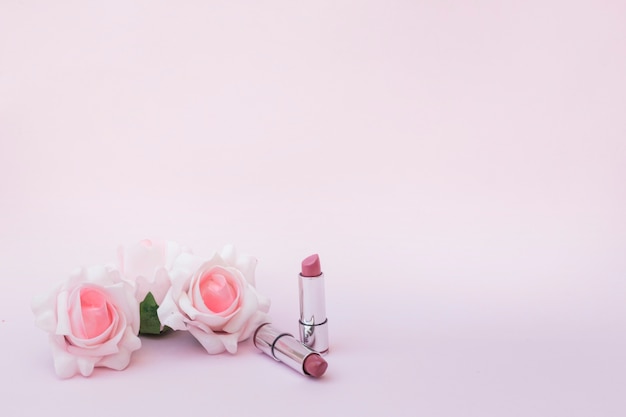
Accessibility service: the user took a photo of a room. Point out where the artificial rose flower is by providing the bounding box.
[31,265,141,378]
[157,245,271,354]
[117,239,191,305]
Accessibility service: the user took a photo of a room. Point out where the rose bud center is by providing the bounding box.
[200,272,237,313]
[80,288,114,339]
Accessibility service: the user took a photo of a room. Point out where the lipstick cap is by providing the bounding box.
[254,323,319,376]
[299,274,329,354]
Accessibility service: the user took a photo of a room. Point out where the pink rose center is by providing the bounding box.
[80,288,114,339]
[199,271,237,313]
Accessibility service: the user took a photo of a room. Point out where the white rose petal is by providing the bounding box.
[31,265,142,378]
[117,239,191,305]
[157,244,271,354]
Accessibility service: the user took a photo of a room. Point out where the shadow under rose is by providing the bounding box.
[132,330,209,364]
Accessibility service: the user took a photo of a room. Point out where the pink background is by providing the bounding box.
[1,1,625,416]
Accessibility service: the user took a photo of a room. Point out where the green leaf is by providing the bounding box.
[139,292,163,335]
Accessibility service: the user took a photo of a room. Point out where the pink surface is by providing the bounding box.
[1,1,625,416]
[301,254,322,278]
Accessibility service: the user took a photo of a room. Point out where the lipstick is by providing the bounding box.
[299,254,329,354]
[253,323,328,378]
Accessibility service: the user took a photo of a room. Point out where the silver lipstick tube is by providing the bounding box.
[299,272,329,354]
[253,323,318,376]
